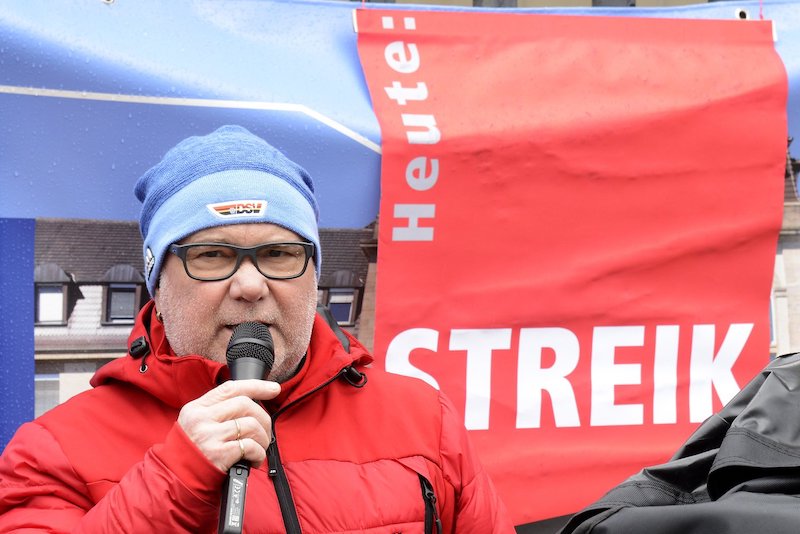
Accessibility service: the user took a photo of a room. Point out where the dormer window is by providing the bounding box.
[36,285,67,324]
[101,265,146,324]
[34,263,72,326]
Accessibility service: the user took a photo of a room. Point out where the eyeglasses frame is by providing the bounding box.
[168,241,315,282]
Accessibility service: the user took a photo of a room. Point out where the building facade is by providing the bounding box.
[33,218,374,417]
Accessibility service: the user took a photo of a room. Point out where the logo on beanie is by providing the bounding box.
[145,247,155,280]
[207,200,266,218]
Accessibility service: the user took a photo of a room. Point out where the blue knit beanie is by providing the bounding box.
[135,125,321,296]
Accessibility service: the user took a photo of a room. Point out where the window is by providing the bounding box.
[328,289,356,325]
[35,374,59,417]
[34,263,71,325]
[770,292,776,348]
[35,285,66,324]
[105,284,139,324]
[101,265,146,324]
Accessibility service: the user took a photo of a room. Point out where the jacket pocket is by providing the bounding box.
[419,474,443,534]
[396,456,445,534]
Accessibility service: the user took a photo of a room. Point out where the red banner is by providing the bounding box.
[356,9,787,525]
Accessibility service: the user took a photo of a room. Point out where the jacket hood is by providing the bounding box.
[91,300,373,410]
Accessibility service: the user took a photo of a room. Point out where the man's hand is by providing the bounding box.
[177,379,280,472]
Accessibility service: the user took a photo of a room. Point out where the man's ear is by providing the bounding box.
[152,278,161,304]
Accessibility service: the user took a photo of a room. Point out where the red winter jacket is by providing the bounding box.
[0,302,514,533]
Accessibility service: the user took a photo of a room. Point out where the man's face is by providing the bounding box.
[154,223,318,383]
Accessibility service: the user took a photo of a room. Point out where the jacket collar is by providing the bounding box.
[91,300,373,410]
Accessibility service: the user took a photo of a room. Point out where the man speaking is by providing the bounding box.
[0,125,513,532]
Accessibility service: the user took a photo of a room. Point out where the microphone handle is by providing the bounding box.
[218,460,251,534]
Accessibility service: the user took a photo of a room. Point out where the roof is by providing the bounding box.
[36,219,143,282]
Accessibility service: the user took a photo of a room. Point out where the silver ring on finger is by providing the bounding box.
[233,418,242,441]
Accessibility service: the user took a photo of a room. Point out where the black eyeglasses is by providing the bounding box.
[168,241,315,282]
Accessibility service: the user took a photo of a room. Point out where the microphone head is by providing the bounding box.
[226,322,275,380]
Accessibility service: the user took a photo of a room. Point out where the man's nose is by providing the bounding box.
[229,257,268,301]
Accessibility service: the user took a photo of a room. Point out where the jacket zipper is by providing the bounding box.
[265,367,356,534]
[419,475,442,534]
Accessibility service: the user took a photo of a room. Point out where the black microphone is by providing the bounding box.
[218,322,274,534]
